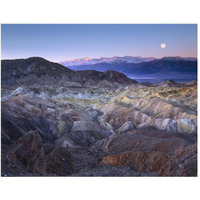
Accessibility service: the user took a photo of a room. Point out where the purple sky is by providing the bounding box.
[1,24,197,62]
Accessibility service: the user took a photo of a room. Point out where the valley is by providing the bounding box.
[60,56,197,81]
[1,57,197,176]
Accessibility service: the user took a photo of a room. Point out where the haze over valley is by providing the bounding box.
[60,56,197,81]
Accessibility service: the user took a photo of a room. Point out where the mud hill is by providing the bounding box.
[1,57,197,176]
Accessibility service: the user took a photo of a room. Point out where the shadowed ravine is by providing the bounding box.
[1,57,197,176]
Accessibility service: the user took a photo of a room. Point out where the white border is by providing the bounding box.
[0,1,199,200]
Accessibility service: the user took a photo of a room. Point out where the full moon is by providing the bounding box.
[161,43,166,48]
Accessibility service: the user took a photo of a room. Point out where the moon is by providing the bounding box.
[161,43,166,48]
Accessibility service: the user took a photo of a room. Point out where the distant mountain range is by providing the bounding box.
[60,56,197,67]
[60,56,156,66]
[59,56,197,80]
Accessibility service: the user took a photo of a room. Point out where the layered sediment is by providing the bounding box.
[1,57,197,176]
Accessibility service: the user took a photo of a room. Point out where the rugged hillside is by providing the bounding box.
[1,57,137,88]
[1,57,197,177]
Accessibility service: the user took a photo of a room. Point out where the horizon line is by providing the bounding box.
[1,55,198,63]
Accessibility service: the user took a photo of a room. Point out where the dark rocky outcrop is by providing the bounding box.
[158,143,197,176]
[45,146,76,176]
[1,57,137,88]
[99,129,196,174]
[1,131,46,176]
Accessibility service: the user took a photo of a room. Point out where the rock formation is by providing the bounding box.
[1,57,197,176]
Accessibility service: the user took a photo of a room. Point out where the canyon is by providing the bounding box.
[1,57,197,176]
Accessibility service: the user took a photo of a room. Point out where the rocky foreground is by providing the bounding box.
[1,57,197,176]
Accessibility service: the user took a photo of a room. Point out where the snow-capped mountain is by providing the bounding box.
[59,56,156,67]
[59,56,197,81]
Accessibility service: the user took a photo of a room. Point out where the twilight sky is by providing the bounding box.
[1,24,197,62]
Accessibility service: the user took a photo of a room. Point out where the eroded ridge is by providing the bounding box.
[1,58,197,176]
